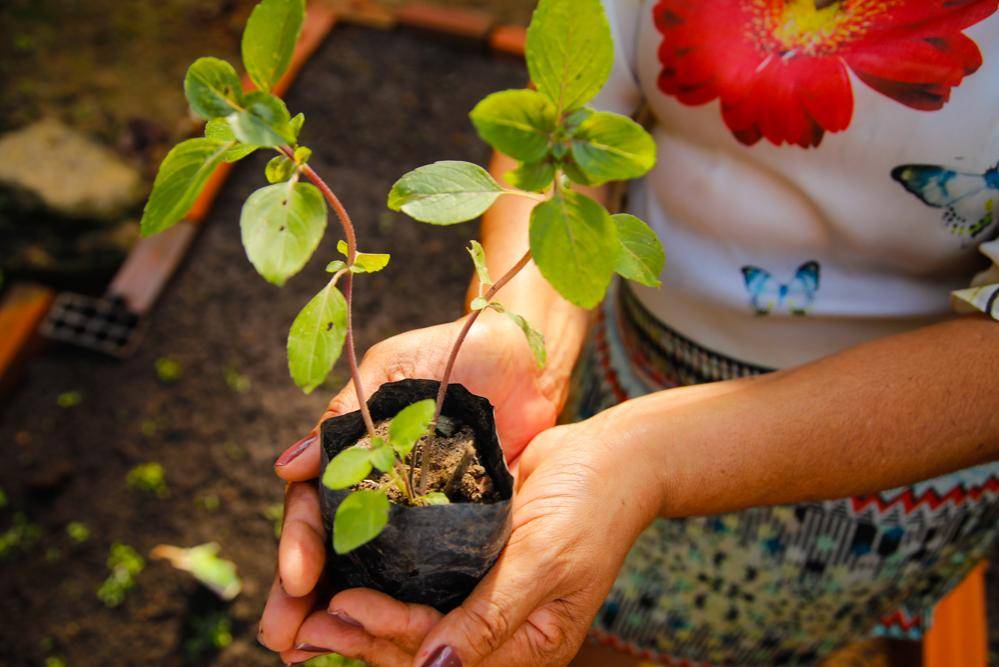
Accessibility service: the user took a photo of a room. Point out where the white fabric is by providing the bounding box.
[594,0,999,368]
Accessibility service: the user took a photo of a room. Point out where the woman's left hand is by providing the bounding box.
[278,415,664,667]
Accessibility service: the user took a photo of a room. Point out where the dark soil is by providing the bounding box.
[354,421,496,504]
[0,25,526,667]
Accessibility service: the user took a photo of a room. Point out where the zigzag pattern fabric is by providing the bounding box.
[560,282,999,665]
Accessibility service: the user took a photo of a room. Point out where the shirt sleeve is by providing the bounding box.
[589,0,644,116]
[951,239,999,320]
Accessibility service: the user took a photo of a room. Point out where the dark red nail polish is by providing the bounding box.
[275,435,317,467]
[328,609,364,629]
[421,645,461,667]
[294,643,333,653]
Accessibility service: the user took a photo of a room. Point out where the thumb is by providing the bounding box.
[410,537,554,667]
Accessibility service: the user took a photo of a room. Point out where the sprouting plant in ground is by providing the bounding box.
[184,610,233,660]
[44,656,66,667]
[151,542,242,600]
[197,493,221,511]
[264,502,284,538]
[140,0,662,555]
[66,521,90,543]
[223,364,252,393]
[97,542,145,607]
[155,356,183,383]
[56,390,82,408]
[126,462,168,497]
[0,512,41,559]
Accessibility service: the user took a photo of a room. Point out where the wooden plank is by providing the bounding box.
[489,24,526,57]
[924,563,987,667]
[0,283,55,392]
[396,2,494,41]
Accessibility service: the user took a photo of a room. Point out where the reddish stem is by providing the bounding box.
[287,148,377,437]
[432,249,533,422]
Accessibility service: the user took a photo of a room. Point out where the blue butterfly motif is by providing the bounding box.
[740,261,820,316]
[891,162,998,245]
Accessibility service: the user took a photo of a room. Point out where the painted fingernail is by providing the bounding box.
[421,645,461,667]
[275,435,317,467]
[294,643,334,653]
[328,609,364,629]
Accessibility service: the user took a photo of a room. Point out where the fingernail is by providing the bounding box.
[256,627,266,647]
[421,645,461,667]
[275,435,317,467]
[328,608,364,629]
[294,643,334,653]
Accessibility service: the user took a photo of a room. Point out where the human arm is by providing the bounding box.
[277,313,999,666]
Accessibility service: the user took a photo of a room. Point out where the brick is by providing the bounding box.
[396,2,494,41]
[489,24,526,58]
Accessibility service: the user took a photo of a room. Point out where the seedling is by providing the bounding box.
[56,390,82,408]
[184,611,234,660]
[97,542,145,607]
[140,0,661,571]
[126,462,168,497]
[151,542,242,600]
[66,521,91,543]
[0,512,41,559]
[155,356,183,383]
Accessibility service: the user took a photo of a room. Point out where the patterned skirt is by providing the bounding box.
[561,282,999,666]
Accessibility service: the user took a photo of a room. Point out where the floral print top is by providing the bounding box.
[596,0,998,368]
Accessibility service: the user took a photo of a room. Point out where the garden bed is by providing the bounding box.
[0,25,526,666]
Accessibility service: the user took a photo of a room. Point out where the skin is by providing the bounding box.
[260,154,999,666]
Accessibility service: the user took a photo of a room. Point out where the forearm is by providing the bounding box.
[473,152,597,395]
[602,315,999,519]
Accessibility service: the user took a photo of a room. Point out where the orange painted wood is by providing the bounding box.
[0,283,54,385]
[396,2,494,40]
[923,562,987,667]
[489,24,526,57]
[336,0,397,29]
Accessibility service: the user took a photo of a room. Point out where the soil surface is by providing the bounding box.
[355,421,496,504]
[0,25,525,667]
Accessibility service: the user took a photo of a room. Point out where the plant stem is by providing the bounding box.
[418,249,533,493]
[284,147,376,438]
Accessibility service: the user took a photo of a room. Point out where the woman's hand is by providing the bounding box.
[258,313,572,654]
[276,415,664,667]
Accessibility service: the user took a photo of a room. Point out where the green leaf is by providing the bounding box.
[205,118,258,162]
[419,492,450,506]
[505,160,555,192]
[322,447,373,490]
[227,91,294,147]
[525,0,613,113]
[240,181,327,285]
[336,240,390,274]
[505,311,547,368]
[570,112,656,185]
[529,191,617,308]
[242,0,305,93]
[369,442,395,473]
[469,89,555,162]
[140,138,231,236]
[470,297,489,311]
[289,112,305,139]
[184,57,243,119]
[265,155,296,183]
[467,240,492,287]
[388,399,435,458]
[326,260,347,274]
[294,146,312,164]
[388,161,504,225]
[151,543,242,601]
[287,282,348,393]
[333,490,390,554]
[612,214,664,287]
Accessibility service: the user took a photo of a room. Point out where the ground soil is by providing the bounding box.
[0,25,526,667]
[354,421,497,504]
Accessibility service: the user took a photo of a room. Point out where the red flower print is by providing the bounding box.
[654,0,996,148]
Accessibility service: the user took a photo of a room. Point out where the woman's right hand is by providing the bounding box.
[257,312,573,654]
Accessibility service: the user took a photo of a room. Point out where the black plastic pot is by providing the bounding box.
[319,379,514,612]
